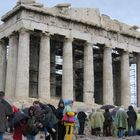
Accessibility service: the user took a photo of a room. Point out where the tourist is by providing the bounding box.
[63,100,76,140]
[13,122,23,140]
[63,100,74,115]
[127,105,137,136]
[33,101,58,140]
[136,110,140,135]
[0,91,13,140]
[111,107,119,137]
[103,109,112,136]
[26,106,39,140]
[88,109,104,136]
[44,106,58,140]
[56,99,65,140]
[77,111,87,135]
[116,106,128,138]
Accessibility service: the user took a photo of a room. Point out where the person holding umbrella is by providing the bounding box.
[103,109,112,136]
[0,91,13,140]
[100,105,114,137]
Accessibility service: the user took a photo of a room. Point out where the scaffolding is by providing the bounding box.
[130,64,137,106]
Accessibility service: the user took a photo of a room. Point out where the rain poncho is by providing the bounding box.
[136,114,140,130]
[116,109,128,129]
[89,111,104,129]
[63,100,74,115]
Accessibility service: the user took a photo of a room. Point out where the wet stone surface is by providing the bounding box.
[4,133,140,140]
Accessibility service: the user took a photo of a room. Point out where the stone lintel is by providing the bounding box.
[17,0,36,4]
[55,3,71,8]
[1,2,140,40]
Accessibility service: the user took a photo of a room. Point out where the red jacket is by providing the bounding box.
[13,126,22,140]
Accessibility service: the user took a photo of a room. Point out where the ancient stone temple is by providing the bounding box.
[0,0,140,107]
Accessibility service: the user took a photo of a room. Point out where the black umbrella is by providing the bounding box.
[13,111,28,124]
[100,104,115,110]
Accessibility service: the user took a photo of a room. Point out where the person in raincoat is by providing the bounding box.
[136,110,140,135]
[63,100,74,115]
[56,99,65,140]
[0,91,13,140]
[127,105,137,136]
[111,107,119,137]
[88,109,104,136]
[63,100,75,140]
[116,106,128,138]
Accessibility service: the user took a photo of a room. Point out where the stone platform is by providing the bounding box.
[4,133,140,140]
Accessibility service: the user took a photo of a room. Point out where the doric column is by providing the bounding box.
[121,51,131,107]
[5,34,18,100]
[83,42,94,103]
[103,47,114,105]
[15,29,30,99]
[0,40,6,92]
[137,54,140,107]
[38,33,50,100]
[62,38,73,100]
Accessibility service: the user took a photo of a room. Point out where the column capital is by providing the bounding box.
[18,28,30,35]
[41,32,51,37]
[64,37,73,43]
[8,32,18,39]
[85,41,93,47]
[103,45,112,50]
[121,50,130,57]
[0,39,4,44]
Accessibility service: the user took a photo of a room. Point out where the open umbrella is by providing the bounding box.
[100,104,115,110]
[13,111,28,124]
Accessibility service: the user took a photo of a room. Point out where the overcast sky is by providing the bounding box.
[0,0,140,26]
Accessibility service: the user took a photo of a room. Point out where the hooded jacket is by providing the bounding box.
[56,99,64,120]
[127,106,137,126]
[0,99,10,132]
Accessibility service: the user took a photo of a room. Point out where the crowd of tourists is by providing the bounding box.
[0,90,140,140]
[88,106,138,139]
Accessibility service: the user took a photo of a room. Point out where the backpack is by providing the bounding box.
[27,117,39,136]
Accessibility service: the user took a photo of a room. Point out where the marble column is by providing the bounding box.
[121,51,131,107]
[5,34,18,100]
[83,42,94,103]
[38,33,50,100]
[62,38,73,100]
[0,40,6,92]
[15,29,30,99]
[103,47,114,105]
[137,54,140,107]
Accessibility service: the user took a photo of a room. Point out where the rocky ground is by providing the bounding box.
[4,133,140,140]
